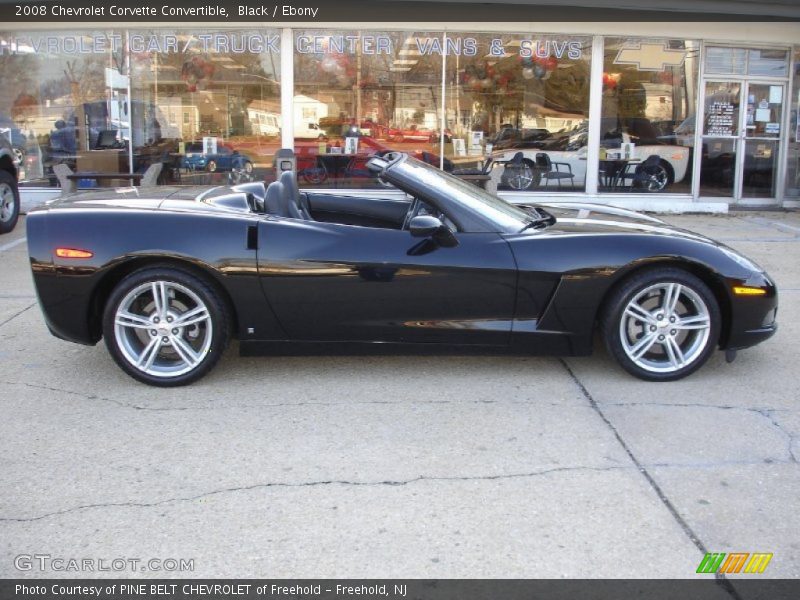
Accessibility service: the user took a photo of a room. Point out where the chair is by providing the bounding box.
[535,153,575,189]
[452,157,495,177]
[140,162,163,187]
[53,163,76,195]
[452,157,496,191]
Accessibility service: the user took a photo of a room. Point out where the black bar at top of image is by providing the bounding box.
[2,580,800,600]
[0,0,797,23]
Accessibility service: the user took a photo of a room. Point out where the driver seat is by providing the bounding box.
[265,181,289,217]
[280,170,312,220]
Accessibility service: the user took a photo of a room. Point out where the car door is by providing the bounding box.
[256,217,518,345]
[216,146,233,170]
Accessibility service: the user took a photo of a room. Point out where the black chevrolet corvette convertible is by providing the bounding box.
[27,152,777,386]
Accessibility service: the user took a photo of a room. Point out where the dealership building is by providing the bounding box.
[1,0,799,212]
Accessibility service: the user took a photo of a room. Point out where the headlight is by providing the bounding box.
[720,246,763,273]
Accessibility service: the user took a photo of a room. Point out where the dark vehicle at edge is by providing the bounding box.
[26,152,777,386]
[0,130,20,234]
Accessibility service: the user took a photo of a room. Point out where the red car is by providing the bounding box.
[387,125,438,143]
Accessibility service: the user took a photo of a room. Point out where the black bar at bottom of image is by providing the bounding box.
[2,579,800,600]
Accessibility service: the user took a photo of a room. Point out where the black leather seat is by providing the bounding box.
[279,170,312,220]
[265,181,289,217]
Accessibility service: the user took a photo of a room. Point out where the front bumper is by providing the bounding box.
[723,273,778,351]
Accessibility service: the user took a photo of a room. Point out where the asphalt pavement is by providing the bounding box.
[0,211,798,579]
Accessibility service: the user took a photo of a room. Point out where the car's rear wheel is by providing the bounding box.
[0,170,20,234]
[301,163,328,185]
[206,160,217,173]
[103,267,229,386]
[601,268,720,381]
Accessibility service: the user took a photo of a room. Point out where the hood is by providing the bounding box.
[518,201,712,244]
[525,201,667,226]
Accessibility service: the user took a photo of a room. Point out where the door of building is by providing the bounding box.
[697,47,790,203]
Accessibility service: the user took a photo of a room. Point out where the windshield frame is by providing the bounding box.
[379,155,538,234]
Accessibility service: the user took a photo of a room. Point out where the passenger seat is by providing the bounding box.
[265,181,289,217]
[279,170,312,220]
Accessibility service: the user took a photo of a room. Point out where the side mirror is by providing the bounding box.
[409,215,458,247]
[409,215,443,238]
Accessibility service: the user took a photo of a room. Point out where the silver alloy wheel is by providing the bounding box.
[506,164,535,190]
[641,164,669,192]
[0,183,15,223]
[619,282,711,374]
[113,280,213,378]
[12,147,24,164]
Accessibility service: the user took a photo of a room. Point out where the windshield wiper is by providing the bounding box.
[519,208,556,232]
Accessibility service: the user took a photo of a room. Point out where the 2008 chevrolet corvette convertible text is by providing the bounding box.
[26,152,777,386]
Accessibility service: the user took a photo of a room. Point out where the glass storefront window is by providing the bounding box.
[601,38,699,194]
[705,46,789,78]
[293,30,444,189]
[129,29,280,185]
[0,30,127,188]
[446,33,591,192]
[786,48,800,199]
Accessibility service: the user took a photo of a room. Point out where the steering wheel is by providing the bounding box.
[401,197,422,231]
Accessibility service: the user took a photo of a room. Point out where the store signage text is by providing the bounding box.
[0,33,280,55]
[0,33,582,59]
[295,36,583,59]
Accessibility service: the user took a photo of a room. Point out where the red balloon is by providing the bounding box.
[545,56,558,71]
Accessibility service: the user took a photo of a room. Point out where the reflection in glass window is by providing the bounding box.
[129,29,280,185]
[784,47,800,199]
[293,30,445,189]
[601,38,699,194]
[448,34,592,192]
[0,31,127,187]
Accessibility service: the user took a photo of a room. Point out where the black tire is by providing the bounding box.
[0,170,20,234]
[600,267,721,381]
[301,163,328,185]
[635,160,673,192]
[12,146,25,164]
[102,267,230,386]
[501,159,538,190]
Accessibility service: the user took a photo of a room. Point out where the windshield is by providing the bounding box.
[387,156,535,232]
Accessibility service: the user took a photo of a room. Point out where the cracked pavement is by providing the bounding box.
[0,212,798,578]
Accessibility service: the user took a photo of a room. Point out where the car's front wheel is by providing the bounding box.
[502,159,537,190]
[103,267,229,386]
[635,160,672,192]
[601,268,720,381]
[206,160,217,173]
[0,170,20,234]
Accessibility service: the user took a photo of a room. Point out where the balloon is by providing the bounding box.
[522,67,534,80]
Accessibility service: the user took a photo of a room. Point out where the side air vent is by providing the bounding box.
[246,225,258,250]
